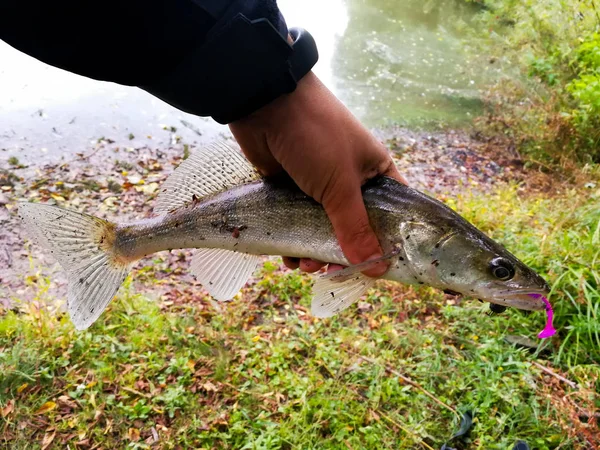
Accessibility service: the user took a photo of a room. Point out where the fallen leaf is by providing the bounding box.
[1,400,15,417]
[16,383,29,394]
[50,193,65,202]
[128,427,140,442]
[202,381,218,393]
[57,395,78,410]
[41,431,56,450]
[35,401,57,415]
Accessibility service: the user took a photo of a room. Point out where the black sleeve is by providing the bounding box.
[0,0,297,124]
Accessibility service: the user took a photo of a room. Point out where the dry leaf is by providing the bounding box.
[16,383,29,394]
[128,427,141,442]
[34,401,57,415]
[57,395,77,410]
[41,432,56,450]
[1,400,15,417]
[202,381,218,392]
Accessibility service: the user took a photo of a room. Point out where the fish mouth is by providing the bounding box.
[489,289,548,311]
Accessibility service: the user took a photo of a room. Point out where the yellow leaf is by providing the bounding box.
[146,182,158,193]
[16,383,28,394]
[35,401,57,415]
[50,194,65,202]
[187,360,196,371]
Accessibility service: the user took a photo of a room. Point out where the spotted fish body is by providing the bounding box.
[19,142,550,330]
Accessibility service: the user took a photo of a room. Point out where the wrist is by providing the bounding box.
[229,71,331,160]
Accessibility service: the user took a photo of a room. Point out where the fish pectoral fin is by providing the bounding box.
[154,141,260,214]
[320,249,402,283]
[190,249,260,301]
[311,273,376,318]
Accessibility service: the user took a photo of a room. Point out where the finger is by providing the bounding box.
[282,256,300,270]
[378,156,408,185]
[229,124,283,176]
[323,187,389,278]
[299,258,327,273]
[327,264,345,274]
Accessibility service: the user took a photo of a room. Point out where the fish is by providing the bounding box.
[18,141,550,330]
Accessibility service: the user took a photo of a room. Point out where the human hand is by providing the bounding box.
[229,72,406,277]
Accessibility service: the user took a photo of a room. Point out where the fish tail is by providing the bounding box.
[19,202,132,330]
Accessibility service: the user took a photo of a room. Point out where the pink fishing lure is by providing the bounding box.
[530,293,556,339]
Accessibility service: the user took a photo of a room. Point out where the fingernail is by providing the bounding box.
[366,253,383,262]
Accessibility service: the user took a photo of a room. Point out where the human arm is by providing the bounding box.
[1,0,406,277]
[0,0,292,123]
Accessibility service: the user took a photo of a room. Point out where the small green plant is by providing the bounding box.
[468,0,600,164]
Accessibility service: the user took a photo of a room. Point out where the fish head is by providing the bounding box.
[430,229,549,311]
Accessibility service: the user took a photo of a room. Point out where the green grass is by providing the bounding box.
[1,182,599,449]
[466,0,600,164]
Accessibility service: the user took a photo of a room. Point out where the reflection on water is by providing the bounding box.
[281,0,488,127]
[1,0,489,162]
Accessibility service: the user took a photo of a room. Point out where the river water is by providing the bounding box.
[0,0,489,164]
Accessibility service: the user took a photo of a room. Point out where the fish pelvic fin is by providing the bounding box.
[191,249,260,300]
[311,272,376,318]
[19,202,132,330]
[154,141,261,214]
[310,249,401,318]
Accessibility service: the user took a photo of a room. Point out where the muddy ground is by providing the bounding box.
[0,128,547,307]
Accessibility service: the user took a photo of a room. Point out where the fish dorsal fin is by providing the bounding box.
[190,249,260,301]
[154,141,260,214]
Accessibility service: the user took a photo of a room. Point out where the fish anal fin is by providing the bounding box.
[190,249,260,300]
[154,141,260,214]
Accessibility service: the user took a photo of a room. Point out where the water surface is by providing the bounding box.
[0,0,488,163]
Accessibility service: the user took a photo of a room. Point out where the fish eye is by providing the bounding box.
[489,257,515,281]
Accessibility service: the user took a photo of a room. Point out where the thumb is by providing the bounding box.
[323,187,389,278]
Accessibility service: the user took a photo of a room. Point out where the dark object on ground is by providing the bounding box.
[440,410,473,450]
[489,303,507,314]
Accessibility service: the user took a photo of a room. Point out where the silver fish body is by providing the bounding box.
[19,142,549,330]
[117,176,549,307]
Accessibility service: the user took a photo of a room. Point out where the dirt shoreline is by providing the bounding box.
[0,128,541,307]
